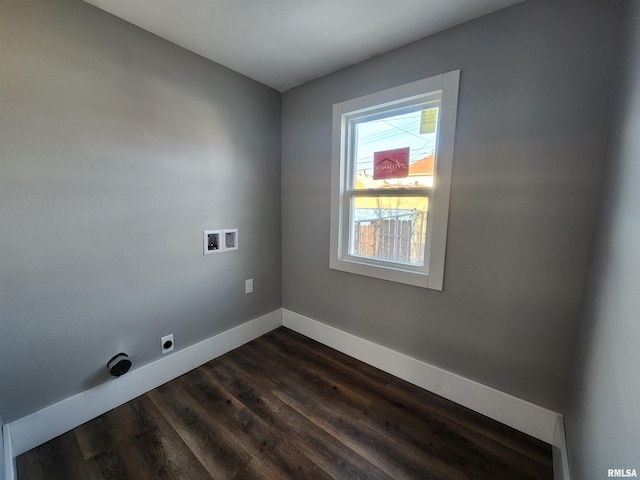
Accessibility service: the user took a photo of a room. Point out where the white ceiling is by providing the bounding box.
[84,0,523,92]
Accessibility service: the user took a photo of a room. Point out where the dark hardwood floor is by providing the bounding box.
[17,327,553,479]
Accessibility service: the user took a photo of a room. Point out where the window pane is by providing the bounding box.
[353,109,438,190]
[349,196,428,266]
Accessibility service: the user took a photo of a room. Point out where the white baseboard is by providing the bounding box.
[553,416,571,480]
[282,308,560,445]
[9,309,282,457]
[8,306,568,480]
[2,423,15,480]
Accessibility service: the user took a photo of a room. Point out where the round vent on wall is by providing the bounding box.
[107,352,132,377]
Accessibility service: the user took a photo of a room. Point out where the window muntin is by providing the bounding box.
[330,71,459,290]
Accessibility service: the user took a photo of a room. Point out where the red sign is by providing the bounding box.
[373,147,410,180]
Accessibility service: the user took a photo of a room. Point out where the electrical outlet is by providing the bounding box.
[245,278,253,294]
[161,334,174,354]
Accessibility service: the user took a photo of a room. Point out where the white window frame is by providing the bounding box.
[329,70,459,290]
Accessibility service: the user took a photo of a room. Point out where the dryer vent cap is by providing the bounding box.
[107,352,132,377]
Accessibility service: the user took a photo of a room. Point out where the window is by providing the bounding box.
[330,70,459,290]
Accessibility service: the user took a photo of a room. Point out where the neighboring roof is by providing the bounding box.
[409,154,434,176]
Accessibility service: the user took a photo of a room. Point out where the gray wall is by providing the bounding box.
[281,0,625,412]
[564,1,640,477]
[0,0,281,422]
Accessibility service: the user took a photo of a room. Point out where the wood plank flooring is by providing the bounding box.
[17,327,553,479]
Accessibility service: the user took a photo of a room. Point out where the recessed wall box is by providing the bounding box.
[204,230,221,255]
[223,229,238,251]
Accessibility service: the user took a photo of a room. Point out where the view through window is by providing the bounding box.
[350,107,439,266]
